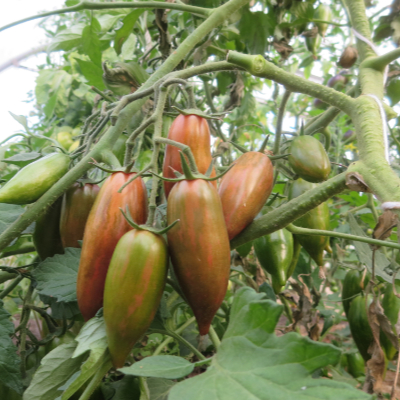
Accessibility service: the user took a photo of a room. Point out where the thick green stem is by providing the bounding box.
[0,1,249,252]
[0,1,212,32]
[363,48,400,71]
[227,51,354,114]
[208,325,221,351]
[286,224,400,250]
[230,172,347,248]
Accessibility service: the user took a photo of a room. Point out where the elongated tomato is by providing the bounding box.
[77,172,148,321]
[104,230,168,368]
[162,114,216,198]
[60,183,100,248]
[218,151,273,240]
[167,179,231,335]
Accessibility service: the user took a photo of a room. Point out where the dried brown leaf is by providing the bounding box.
[345,172,371,193]
[372,210,398,244]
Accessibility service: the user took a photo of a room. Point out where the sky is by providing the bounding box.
[0,0,394,143]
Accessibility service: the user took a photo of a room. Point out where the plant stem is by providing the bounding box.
[153,316,196,356]
[231,172,348,248]
[150,328,206,360]
[286,224,400,250]
[0,2,212,32]
[208,325,221,351]
[0,275,24,299]
[273,90,291,156]
[227,51,354,114]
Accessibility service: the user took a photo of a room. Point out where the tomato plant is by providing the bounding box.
[1,0,400,399]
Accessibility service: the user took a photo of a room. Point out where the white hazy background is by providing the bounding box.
[0,0,394,142]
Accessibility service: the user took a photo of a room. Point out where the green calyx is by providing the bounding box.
[171,106,227,121]
[120,206,179,235]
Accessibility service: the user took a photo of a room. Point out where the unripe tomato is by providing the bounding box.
[0,153,70,204]
[60,183,100,248]
[218,151,273,240]
[288,179,330,267]
[33,197,64,260]
[167,179,231,335]
[77,172,148,321]
[104,230,168,368]
[314,4,332,36]
[45,330,76,353]
[162,114,216,198]
[57,131,74,149]
[69,141,80,152]
[288,136,331,183]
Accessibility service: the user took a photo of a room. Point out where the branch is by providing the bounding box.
[0,0,251,252]
[226,51,354,114]
[363,48,400,71]
[230,172,347,248]
[286,224,400,250]
[273,90,291,155]
[0,1,212,32]
[0,45,47,73]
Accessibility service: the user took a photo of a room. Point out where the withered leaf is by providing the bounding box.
[345,172,371,193]
[372,210,398,245]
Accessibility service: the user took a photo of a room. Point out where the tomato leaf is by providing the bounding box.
[0,301,23,395]
[169,287,371,400]
[0,204,24,235]
[81,18,102,67]
[120,355,194,379]
[33,248,80,303]
[22,342,87,400]
[2,152,41,167]
[76,59,105,90]
[114,10,144,55]
[73,317,108,359]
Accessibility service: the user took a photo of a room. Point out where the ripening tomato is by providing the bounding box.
[167,179,231,335]
[218,151,273,240]
[162,114,216,198]
[77,172,148,321]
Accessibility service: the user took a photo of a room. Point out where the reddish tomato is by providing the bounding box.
[218,152,273,240]
[167,179,231,335]
[77,172,148,321]
[104,230,168,368]
[162,114,216,198]
[60,183,100,248]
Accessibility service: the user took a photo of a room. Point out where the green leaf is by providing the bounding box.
[120,356,194,379]
[147,378,175,400]
[81,18,102,67]
[97,14,121,32]
[2,152,41,167]
[39,295,80,320]
[120,33,137,60]
[43,93,57,119]
[33,248,80,303]
[48,25,84,52]
[114,10,144,55]
[76,59,105,90]
[73,317,108,360]
[102,375,140,400]
[0,301,23,394]
[348,214,392,283]
[8,112,29,132]
[0,204,24,235]
[65,0,80,6]
[22,342,87,400]
[238,10,275,55]
[387,79,400,106]
[169,287,371,400]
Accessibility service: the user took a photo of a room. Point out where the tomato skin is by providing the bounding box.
[0,153,70,204]
[162,115,216,198]
[342,269,370,317]
[33,197,64,260]
[60,183,100,248]
[289,179,330,267]
[104,230,168,368]
[218,152,273,240]
[167,179,231,335]
[288,136,331,183]
[254,229,294,293]
[77,172,148,321]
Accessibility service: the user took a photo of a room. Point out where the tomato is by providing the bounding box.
[218,151,273,240]
[346,352,365,378]
[288,136,331,183]
[0,153,70,204]
[60,183,100,248]
[69,141,80,152]
[339,46,358,69]
[162,114,216,198]
[288,179,330,267]
[33,197,64,260]
[314,4,332,36]
[254,229,294,293]
[77,172,148,321]
[306,34,322,58]
[57,131,74,149]
[342,269,370,317]
[45,330,76,353]
[167,179,231,335]
[104,230,168,368]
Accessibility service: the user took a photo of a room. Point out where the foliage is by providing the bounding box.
[1,0,400,399]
